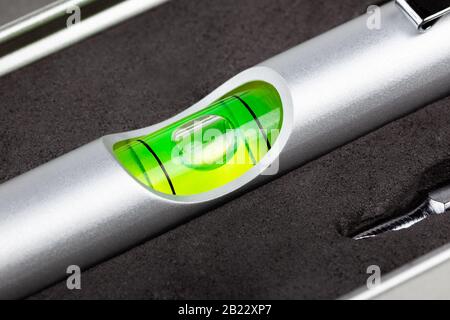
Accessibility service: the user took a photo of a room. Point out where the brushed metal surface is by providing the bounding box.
[0,0,95,44]
[0,140,212,299]
[262,2,450,174]
[0,0,55,26]
[0,0,170,77]
[345,243,450,300]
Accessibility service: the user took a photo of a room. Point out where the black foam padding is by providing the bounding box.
[1,0,450,299]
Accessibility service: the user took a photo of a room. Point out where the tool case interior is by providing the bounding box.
[1,0,450,299]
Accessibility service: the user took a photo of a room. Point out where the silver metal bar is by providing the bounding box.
[344,243,450,300]
[0,0,96,44]
[396,0,450,31]
[0,0,169,77]
[0,0,56,26]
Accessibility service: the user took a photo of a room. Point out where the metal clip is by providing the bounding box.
[396,0,450,31]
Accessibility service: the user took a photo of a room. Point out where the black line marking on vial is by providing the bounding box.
[219,100,257,165]
[137,139,176,195]
[129,142,154,189]
[233,95,272,151]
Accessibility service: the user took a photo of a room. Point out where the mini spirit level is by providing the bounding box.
[1,1,450,299]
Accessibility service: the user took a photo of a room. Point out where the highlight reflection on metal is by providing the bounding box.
[344,243,450,299]
[0,0,170,77]
[396,0,450,31]
[0,0,95,44]
[354,185,450,240]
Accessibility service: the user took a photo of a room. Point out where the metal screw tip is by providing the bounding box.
[352,199,435,240]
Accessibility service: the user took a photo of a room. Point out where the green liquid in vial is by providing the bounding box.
[113,81,283,196]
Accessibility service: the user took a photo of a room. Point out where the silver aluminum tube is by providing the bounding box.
[0,0,170,77]
[0,2,450,299]
[0,0,96,44]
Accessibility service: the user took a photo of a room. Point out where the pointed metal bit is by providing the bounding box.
[353,199,436,240]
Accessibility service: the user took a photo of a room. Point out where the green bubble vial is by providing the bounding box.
[113,81,283,196]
